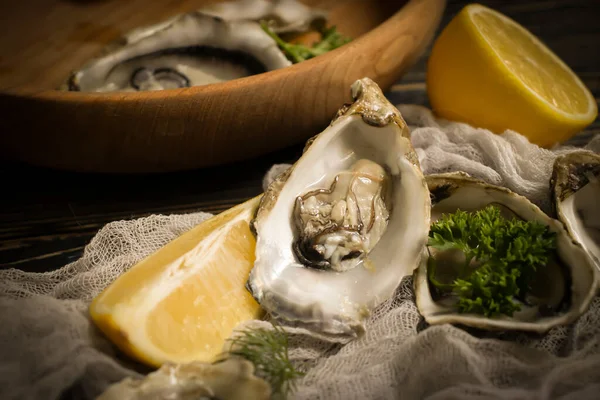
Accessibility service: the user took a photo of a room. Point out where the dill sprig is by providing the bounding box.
[427,205,557,317]
[222,323,304,399]
[260,21,352,63]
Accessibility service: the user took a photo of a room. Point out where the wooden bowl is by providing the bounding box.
[0,0,446,173]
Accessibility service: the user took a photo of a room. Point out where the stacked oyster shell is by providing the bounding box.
[246,78,599,336]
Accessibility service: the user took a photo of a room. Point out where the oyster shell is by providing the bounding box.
[247,78,431,337]
[64,0,326,92]
[414,172,598,332]
[97,357,270,400]
[551,150,600,271]
[200,0,327,33]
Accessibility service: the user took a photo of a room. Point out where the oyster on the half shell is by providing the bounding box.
[551,151,600,271]
[97,357,270,400]
[247,77,431,337]
[64,0,327,92]
[414,172,598,333]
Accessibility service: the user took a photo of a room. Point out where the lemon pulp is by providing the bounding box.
[89,196,264,367]
[426,3,597,147]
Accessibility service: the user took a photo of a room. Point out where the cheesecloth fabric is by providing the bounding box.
[1,104,600,400]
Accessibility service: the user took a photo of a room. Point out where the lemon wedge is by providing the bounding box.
[90,196,264,367]
[426,3,597,147]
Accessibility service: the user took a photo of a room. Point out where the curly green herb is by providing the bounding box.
[221,323,303,399]
[427,205,557,317]
[261,22,352,63]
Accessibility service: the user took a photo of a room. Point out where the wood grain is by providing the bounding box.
[0,0,598,272]
[0,0,446,173]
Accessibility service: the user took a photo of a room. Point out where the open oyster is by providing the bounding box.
[551,151,600,271]
[64,0,326,92]
[200,0,327,33]
[247,78,431,337]
[97,357,270,400]
[414,173,598,332]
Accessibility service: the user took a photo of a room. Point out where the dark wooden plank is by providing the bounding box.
[0,234,91,272]
[1,144,302,227]
[1,0,599,271]
[0,143,304,269]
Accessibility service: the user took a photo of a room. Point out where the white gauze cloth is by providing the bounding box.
[1,104,599,400]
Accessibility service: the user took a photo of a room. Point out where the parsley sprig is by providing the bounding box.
[427,205,557,317]
[221,323,304,399]
[261,22,352,63]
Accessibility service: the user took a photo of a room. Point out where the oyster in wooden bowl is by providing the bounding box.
[65,0,327,92]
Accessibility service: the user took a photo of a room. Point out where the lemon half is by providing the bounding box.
[427,3,597,147]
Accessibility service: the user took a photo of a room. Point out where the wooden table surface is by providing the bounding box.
[1,0,599,272]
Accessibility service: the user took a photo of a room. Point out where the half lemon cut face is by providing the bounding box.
[427,3,597,147]
[90,196,264,367]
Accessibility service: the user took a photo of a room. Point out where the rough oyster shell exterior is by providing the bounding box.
[551,150,600,271]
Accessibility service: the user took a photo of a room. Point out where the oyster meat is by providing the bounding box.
[247,78,431,337]
[414,172,598,332]
[293,158,393,272]
[551,150,600,271]
[64,0,326,92]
